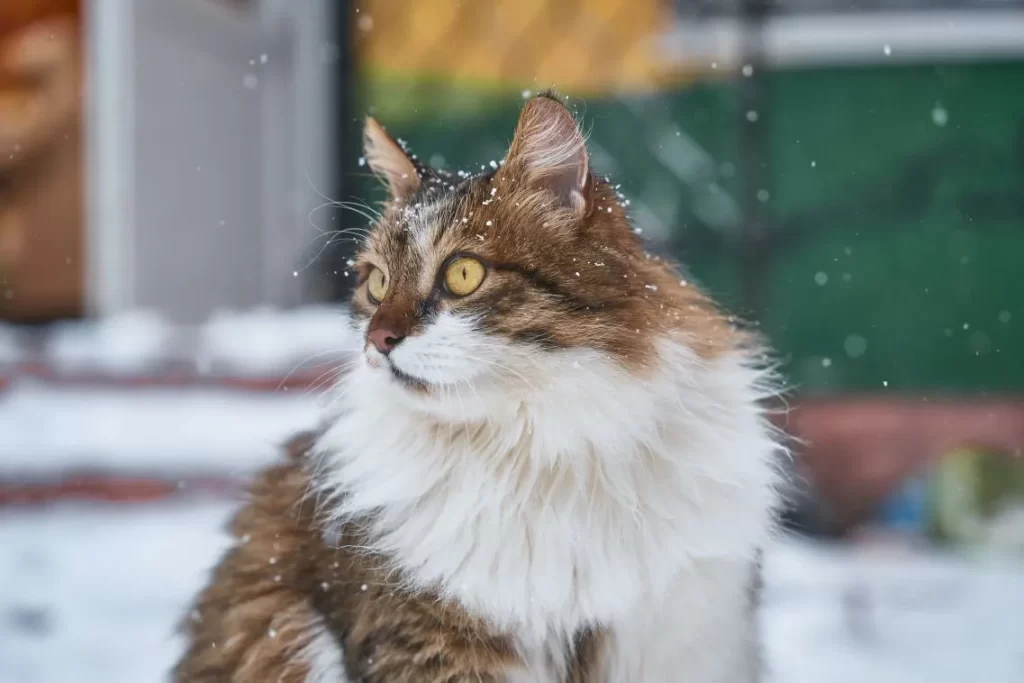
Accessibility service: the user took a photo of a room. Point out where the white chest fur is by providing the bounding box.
[315,336,781,681]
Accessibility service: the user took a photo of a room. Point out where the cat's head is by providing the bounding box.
[349,92,734,415]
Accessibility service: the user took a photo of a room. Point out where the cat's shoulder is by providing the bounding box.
[173,433,334,682]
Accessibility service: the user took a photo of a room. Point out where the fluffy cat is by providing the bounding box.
[174,92,782,682]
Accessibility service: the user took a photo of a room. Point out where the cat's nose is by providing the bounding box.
[368,327,404,355]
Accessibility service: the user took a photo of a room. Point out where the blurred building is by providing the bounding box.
[1,0,340,323]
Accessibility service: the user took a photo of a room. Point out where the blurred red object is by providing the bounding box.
[0,475,243,505]
[783,396,1024,531]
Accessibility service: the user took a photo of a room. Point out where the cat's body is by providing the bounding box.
[175,93,781,682]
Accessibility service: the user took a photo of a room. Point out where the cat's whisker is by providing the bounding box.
[304,171,384,223]
[298,225,373,272]
[276,350,357,393]
[308,360,362,401]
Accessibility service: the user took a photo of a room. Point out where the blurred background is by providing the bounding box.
[1,0,1023,681]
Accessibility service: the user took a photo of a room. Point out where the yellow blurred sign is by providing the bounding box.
[356,0,688,95]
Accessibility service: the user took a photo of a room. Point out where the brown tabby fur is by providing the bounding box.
[173,434,603,682]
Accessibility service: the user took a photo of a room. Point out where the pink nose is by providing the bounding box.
[368,327,404,355]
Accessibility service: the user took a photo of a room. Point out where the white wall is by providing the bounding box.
[86,0,337,322]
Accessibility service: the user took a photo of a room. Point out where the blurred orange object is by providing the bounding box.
[0,0,82,321]
[0,0,78,40]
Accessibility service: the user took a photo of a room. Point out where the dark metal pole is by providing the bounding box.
[737,0,772,319]
[323,0,360,302]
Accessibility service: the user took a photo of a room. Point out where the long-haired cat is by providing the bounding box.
[174,92,782,682]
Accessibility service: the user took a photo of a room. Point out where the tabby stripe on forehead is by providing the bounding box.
[430,176,495,247]
[430,200,465,247]
[491,263,604,313]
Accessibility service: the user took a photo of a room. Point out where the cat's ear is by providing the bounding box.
[504,93,591,218]
[363,117,420,200]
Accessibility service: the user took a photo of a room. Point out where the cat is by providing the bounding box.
[174,92,783,682]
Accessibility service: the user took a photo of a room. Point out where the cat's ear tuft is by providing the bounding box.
[504,93,591,217]
[363,117,420,201]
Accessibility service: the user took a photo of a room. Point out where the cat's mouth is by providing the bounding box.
[387,361,431,391]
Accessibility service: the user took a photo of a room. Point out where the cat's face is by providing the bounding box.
[349,94,732,411]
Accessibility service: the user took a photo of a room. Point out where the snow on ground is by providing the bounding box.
[0,501,232,683]
[0,323,25,366]
[196,306,355,376]
[0,500,1021,683]
[44,311,177,375]
[0,383,322,478]
[764,539,1024,683]
[8,306,354,378]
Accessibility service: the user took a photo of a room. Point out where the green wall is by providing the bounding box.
[358,60,1024,394]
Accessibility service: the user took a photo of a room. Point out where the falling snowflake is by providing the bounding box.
[844,335,867,358]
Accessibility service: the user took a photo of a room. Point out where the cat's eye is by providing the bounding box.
[444,256,486,297]
[366,267,389,303]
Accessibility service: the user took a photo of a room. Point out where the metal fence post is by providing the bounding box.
[737,0,772,318]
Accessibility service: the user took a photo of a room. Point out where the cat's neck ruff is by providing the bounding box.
[315,334,780,638]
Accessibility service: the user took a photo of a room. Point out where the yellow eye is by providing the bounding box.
[444,256,486,296]
[366,267,389,303]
